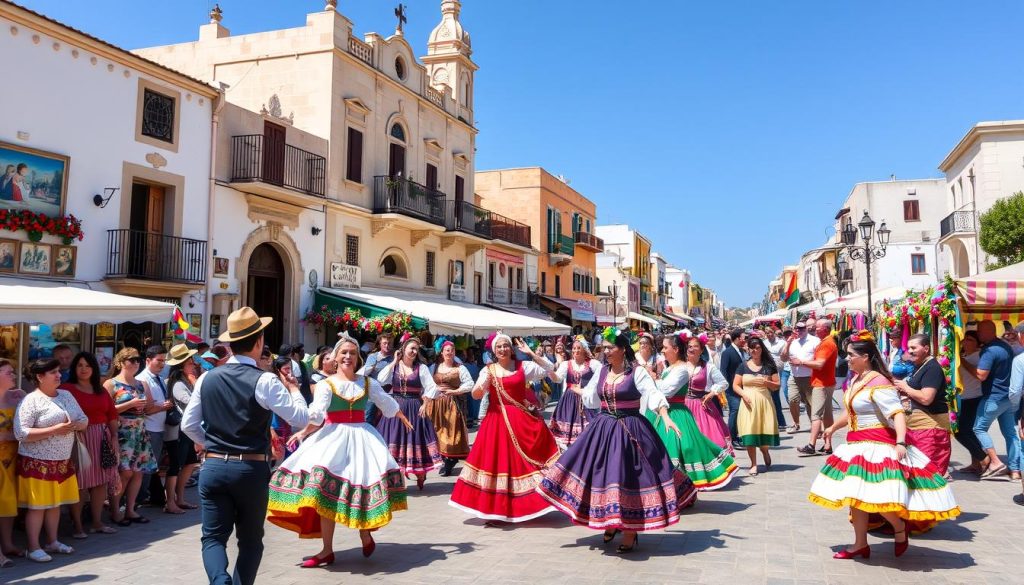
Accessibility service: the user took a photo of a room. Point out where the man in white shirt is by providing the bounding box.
[137,345,174,506]
[763,328,788,428]
[780,321,819,434]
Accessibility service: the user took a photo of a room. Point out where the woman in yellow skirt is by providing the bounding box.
[732,336,781,476]
[13,358,89,563]
[0,359,26,567]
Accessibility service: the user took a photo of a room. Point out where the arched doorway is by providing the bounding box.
[955,243,971,277]
[247,243,285,350]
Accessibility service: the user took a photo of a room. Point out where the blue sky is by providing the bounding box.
[21,0,1024,306]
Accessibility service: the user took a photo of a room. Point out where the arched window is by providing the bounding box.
[390,123,406,142]
[380,252,407,279]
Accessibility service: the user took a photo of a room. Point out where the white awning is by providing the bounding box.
[0,285,176,325]
[627,311,659,327]
[319,287,570,337]
[823,287,908,312]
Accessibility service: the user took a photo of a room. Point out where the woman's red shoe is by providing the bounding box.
[833,545,870,560]
[362,534,376,558]
[301,553,335,568]
[894,529,909,557]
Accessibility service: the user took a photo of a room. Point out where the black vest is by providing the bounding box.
[200,362,272,455]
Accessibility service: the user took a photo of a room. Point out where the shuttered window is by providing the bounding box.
[903,200,920,222]
[346,128,363,183]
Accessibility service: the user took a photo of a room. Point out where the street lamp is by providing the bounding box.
[842,211,890,323]
[608,280,620,330]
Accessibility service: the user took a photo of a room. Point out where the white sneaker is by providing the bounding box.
[27,549,52,563]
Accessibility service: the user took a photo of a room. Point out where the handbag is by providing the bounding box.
[165,404,182,427]
[100,428,118,469]
[71,431,93,472]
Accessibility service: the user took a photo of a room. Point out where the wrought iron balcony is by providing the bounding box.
[940,210,976,239]
[230,135,326,197]
[574,231,604,252]
[447,200,492,239]
[548,233,576,256]
[491,215,531,248]
[105,230,207,284]
[488,287,528,307]
[372,176,447,227]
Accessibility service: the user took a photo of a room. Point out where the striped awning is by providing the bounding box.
[954,278,1024,321]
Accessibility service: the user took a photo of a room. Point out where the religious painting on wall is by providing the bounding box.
[188,313,203,337]
[18,242,51,275]
[0,238,16,273]
[0,325,19,375]
[213,257,229,277]
[52,245,76,277]
[0,141,69,216]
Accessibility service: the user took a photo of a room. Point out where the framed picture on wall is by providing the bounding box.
[0,141,70,216]
[187,313,202,337]
[209,314,222,339]
[0,238,17,273]
[213,257,229,277]
[94,322,115,343]
[52,245,76,277]
[95,346,114,376]
[18,242,51,275]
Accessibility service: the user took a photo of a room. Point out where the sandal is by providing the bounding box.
[43,541,74,555]
[1,549,24,558]
[981,464,1008,479]
[616,534,639,554]
[116,517,132,527]
[163,507,186,515]
[749,466,759,477]
[71,531,88,540]
[127,514,150,524]
[27,549,52,563]
[88,525,118,534]
[0,557,12,568]
[602,529,621,543]
[785,424,800,434]
[177,501,199,510]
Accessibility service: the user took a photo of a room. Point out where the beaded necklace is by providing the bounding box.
[570,359,588,388]
[602,364,626,415]
[397,362,414,394]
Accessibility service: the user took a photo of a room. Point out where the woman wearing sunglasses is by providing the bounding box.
[103,348,157,527]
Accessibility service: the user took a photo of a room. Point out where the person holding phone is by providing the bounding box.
[104,348,157,527]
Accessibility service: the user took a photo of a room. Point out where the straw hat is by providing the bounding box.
[166,343,198,366]
[218,306,273,342]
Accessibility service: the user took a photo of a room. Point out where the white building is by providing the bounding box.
[937,120,1024,277]
[0,1,216,368]
[664,264,691,315]
[137,2,548,346]
[595,224,658,330]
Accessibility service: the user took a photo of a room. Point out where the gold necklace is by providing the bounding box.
[603,366,626,414]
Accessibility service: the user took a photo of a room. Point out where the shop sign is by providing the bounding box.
[449,284,466,302]
[330,263,361,289]
[572,298,595,322]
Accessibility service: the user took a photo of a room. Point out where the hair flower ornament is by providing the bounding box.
[601,326,618,344]
[850,329,876,343]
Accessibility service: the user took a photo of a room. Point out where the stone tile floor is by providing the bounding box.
[3,420,1021,584]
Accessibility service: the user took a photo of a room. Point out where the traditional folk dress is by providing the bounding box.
[537,365,698,531]
[682,361,732,452]
[735,362,780,447]
[449,361,560,522]
[426,363,472,460]
[13,390,88,509]
[0,389,25,518]
[647,364,737,491]
[808,371,960,523]
[550,359,601,449]
[375,363,442,477]
[267,376,407,537]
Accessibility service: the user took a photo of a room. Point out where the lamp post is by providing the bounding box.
[608,280,620,330]
[841,211,891,324]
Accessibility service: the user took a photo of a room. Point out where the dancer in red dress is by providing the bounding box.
[449,333,560,523]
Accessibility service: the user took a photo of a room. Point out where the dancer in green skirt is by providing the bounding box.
[643,331,738,491]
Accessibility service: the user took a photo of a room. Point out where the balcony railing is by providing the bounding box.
[574,231,604,252]
[491,215,531,248]
[548,233,575,256]
[940,210,976,239]
[487,287,528,306]
[105,230,207,284]
[447,200,492,239]
[640,291,654,309]
[372,176,447,226]
[348,36,373,66]
[231,135,326,197]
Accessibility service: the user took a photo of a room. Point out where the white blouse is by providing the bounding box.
[475,360,552,392]
[581,365,668,414]
[14,389,88,460]
[428,363,475,394]
[552,359,603,386]
[682,362,729,395]
[376,362,440,399]
[847,376,905,432]
[309,376,399,426]
[655,364,691,399]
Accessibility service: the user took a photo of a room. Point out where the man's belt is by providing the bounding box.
[203,452,269,462]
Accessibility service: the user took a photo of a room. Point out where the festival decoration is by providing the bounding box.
[301,305,415,336]
[0,209,84,243]
[171,306,202,343]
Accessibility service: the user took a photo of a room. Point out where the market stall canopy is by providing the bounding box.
[956,263,1024,321]
[664,309,695,324]
[822,287,908,313]
[754,308,787,324]
[317,287,569,337]
[0,285,176,325]
[628,311,660,327]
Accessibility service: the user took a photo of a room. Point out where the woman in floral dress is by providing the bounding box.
[103,348,156,526]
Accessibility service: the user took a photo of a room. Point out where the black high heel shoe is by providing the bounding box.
[617,534,639,554]
[602,529,620,543]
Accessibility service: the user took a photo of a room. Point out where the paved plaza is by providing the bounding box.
[3,422,1021,585]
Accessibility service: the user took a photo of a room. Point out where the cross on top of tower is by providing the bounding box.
[394,3,407,35]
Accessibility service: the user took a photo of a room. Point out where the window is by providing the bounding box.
[911,254,926,274]
[541,272,547,294]
[903,200,920,222]
[390,123,406,142]
[426,251,436,287]
[515,267,523,290]
[571,212,581,234]
[346,128,363,183]
[141,88,175,143]
[573,272,580,292]
[345,234,359,266]
[455,175,465,203]
[426,163,438,190]
[395,56,406,80]
[380,253,407,278]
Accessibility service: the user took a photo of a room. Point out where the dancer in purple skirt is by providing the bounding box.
[549,336,601,449]
[374,335,442,490]
[537,327,698,554]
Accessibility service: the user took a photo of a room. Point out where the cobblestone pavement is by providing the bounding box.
[4,416,1022,584]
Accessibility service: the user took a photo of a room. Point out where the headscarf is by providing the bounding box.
[489,331,512,352]
[572,334,591,356]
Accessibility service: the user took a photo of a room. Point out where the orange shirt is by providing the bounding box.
[810,336,838,387]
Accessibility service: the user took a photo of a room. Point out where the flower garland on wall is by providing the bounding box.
[302,305,415,335]
[0,209,84,243]
[876,278,961,431]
